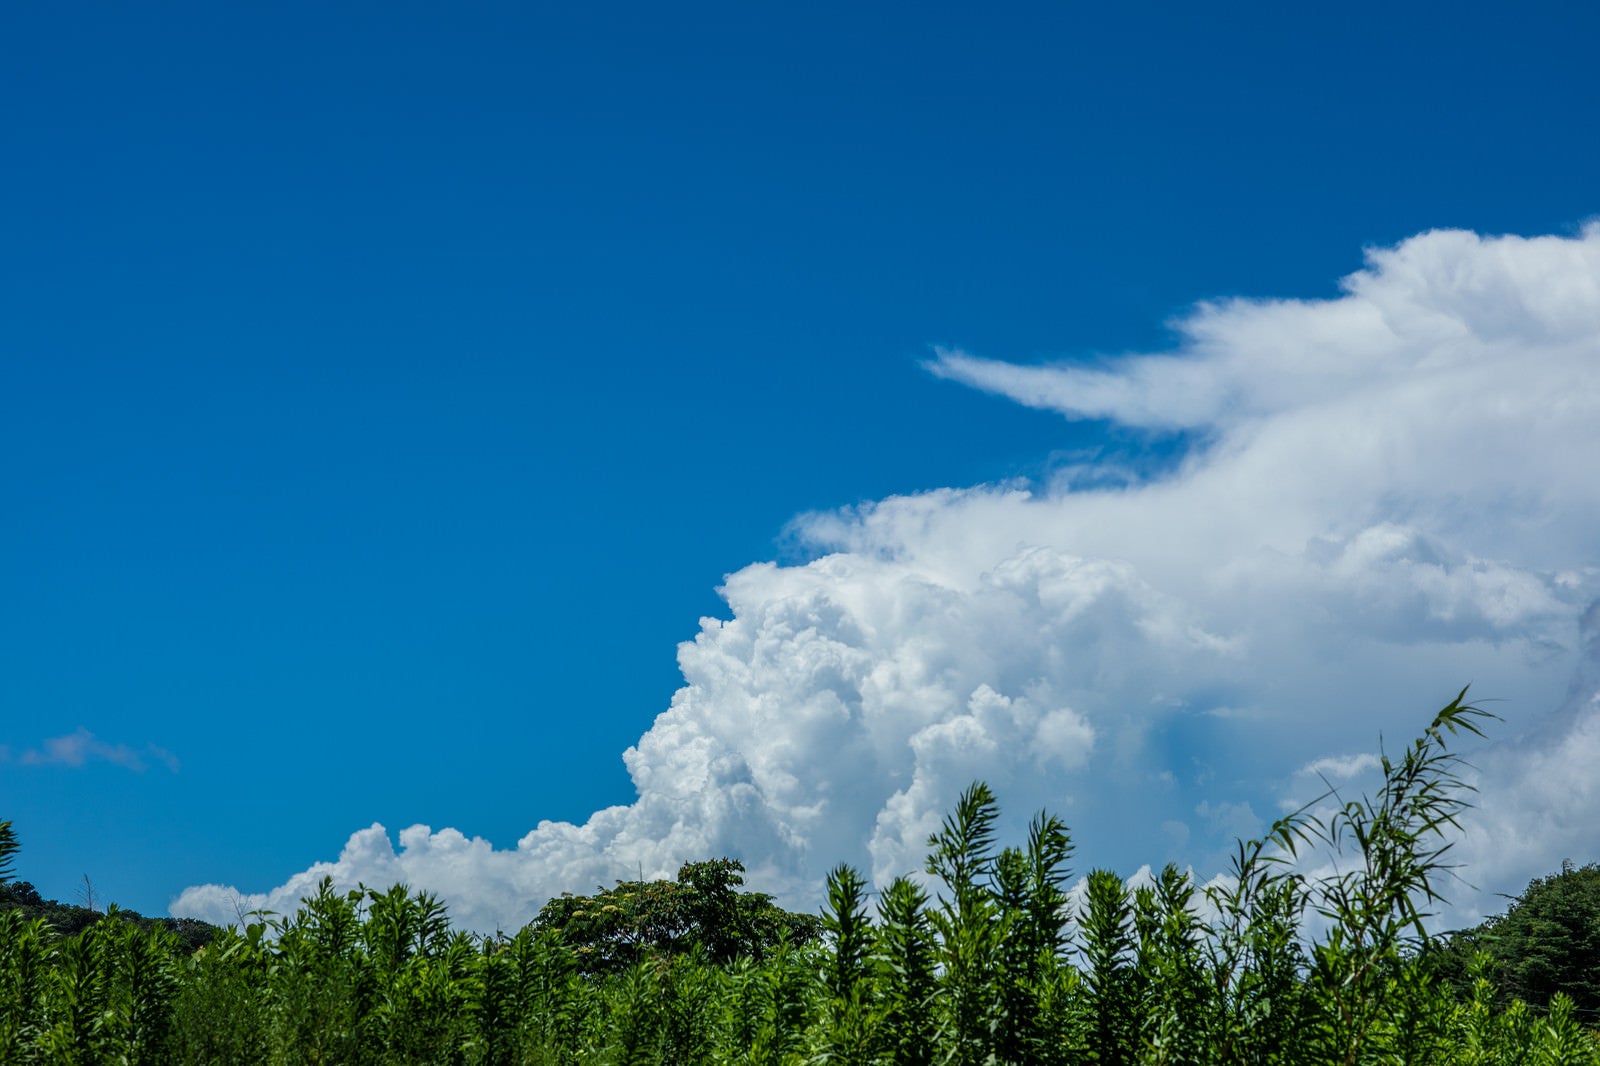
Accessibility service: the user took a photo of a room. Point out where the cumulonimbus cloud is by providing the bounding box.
[173,226,1600,934]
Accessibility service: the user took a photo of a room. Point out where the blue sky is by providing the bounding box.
[4,2,1600,927]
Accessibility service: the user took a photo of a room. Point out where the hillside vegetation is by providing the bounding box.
[1428,860,1600,1015]
[2,690,1598,1064]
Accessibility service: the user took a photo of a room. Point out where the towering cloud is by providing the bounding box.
[174,227,1600,934]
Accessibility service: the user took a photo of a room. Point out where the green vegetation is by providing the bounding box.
[532,858,822,974]
[0,877,218,956]
[1428,860,1600,1015]
[2,690,1598,1063]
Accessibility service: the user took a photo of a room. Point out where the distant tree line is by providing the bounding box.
[0,875,217,956]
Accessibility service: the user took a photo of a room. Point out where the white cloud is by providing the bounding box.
[174,226,1600,934]
[1297,753,1382,781]
[1449,600,1600,926]
[3,728,179,773]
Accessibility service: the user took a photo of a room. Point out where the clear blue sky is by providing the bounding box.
[3,1,1598,919]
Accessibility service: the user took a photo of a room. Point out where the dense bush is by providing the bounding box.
[2,691,1597,1063]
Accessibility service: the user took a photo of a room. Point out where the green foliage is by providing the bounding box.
[1133,864,1209,1065]
[719,940,813,1066]
[1432,861,1600,1014]
[0,819,17,885]
[0,909,52,1061]
[533,857,821,974]
[1081,869,1138,1066]
[1202,814,1311,1066]
[993,813,1074,1066]
[810,864,878,1065]
[168,925,270,1065]
[0,868,219,955]
[3,689,1598,1065]
[871,878,936,1066]
[925,782,1005,1066]
[1305,689,1494,1066]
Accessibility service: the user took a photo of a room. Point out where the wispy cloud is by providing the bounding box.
[6,728,180,773]
[175,226,1600,933]
[1297,753,1382,781]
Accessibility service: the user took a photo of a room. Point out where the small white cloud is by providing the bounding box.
[1297,753,1382,781]
[6,728,178,773]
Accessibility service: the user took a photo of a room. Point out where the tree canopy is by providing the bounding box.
[531,857,820,973]
[1430,860,1600,1013]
